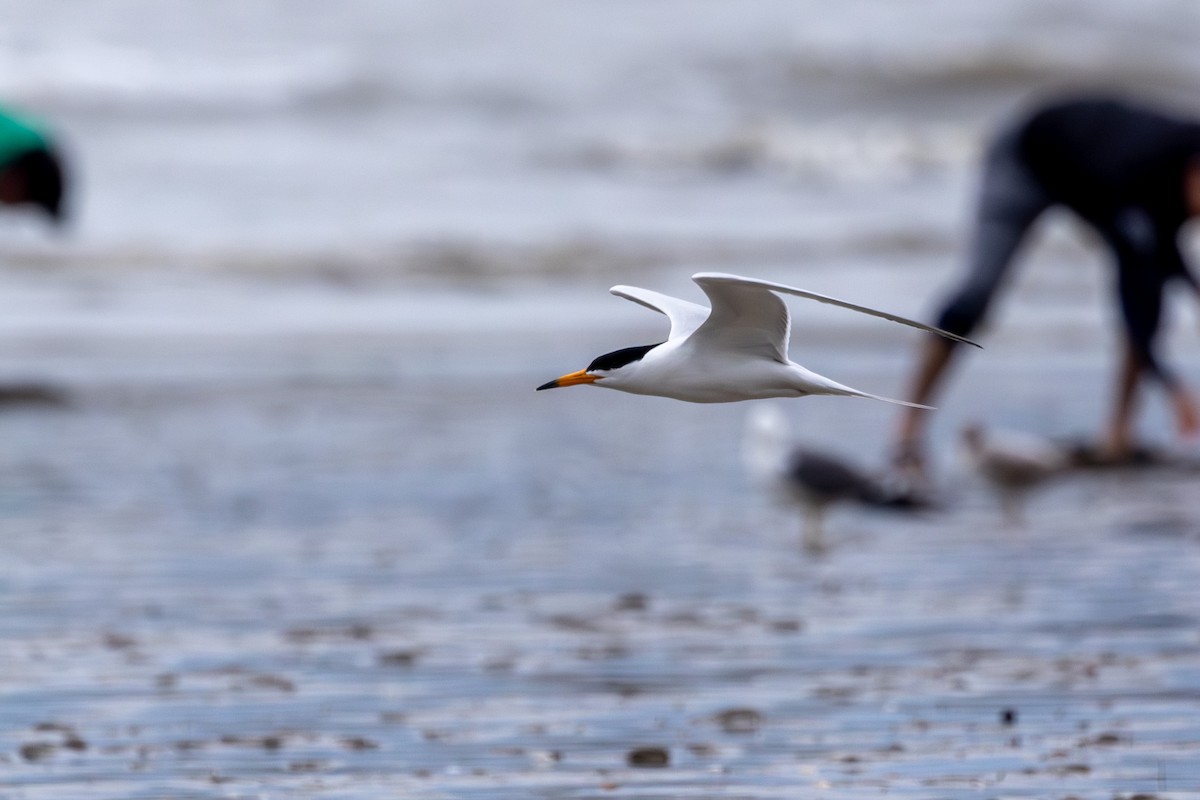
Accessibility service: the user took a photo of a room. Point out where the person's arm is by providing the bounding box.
[1107,210,1199,453]
[1168,382,1200,440]
[1102,335,1199,459]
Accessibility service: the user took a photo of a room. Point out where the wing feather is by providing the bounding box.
[693,272,980,348]
[689,276,792,361]
[610,285,710,341]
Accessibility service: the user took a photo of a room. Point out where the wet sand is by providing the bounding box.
[5,1,1200,795]
[0,273,1199,799]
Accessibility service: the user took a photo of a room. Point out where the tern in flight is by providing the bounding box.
[537,272,978,406]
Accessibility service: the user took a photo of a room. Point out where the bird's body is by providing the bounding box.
[961,424,1069,525]
[538,273,977,405]
[744,404,929,551]
[783,449,891,508]
[591,336,869,403]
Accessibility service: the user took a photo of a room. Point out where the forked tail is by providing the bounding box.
[798,370,934,410]
[856,392,934,410]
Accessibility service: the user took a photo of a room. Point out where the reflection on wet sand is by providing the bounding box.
[0,305,1197,797]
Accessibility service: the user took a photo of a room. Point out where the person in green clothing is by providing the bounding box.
[0,107,70,405]
[0,108,66,224]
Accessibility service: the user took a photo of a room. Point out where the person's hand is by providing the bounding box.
[1169,383,1200,439]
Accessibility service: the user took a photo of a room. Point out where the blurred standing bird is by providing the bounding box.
[959,423,1070,526]
[744,404,926,552]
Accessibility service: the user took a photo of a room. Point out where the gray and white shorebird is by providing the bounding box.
[537,273,977,404]
[960,423,1070,526]
[745,404,929,551]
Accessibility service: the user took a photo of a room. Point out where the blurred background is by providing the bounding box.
[1,1,1199,796]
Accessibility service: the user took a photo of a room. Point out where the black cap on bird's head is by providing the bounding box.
[537,342,661,391]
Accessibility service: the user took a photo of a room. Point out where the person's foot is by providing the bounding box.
[1065,438,1163,468]
[890,439,931,494]
[1097,434,1133,464]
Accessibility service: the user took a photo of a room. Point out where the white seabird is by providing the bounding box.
[538,272,977,405]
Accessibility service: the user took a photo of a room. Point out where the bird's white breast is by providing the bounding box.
[607,340,808,403]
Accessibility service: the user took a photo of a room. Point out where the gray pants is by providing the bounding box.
[935,126,1052,337]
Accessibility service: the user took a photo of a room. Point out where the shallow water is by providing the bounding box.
[3,0,1200,278]
[0,273,1196,799]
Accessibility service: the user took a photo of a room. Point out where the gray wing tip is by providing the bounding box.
[691,271,744,282]
[693,272,982,349]
[949,332,983,349]
[851,392,935,410]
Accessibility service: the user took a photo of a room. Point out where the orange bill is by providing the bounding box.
[536,369,600,391]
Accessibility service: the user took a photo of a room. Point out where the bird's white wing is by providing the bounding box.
[610,285,710,341]
[693,272,981,348]
[689,274,793,361]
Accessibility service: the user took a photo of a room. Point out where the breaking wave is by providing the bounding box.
[556,122,978,182]
[0,227,961,288]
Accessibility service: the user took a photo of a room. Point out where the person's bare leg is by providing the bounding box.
[1102,340,1141,460]
[892,335,959,476]
[891,123,1048,479]
[1103,343,1199,459]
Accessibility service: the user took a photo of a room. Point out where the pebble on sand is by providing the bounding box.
[626,746,669,767]
[714,708,763,733]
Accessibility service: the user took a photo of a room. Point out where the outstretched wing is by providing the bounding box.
[610,285,710,341]
[693,272,980,348]
[689,274,793,361]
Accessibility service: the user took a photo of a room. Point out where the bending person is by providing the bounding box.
[894,93,1200,474]
[0,106,67,224]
